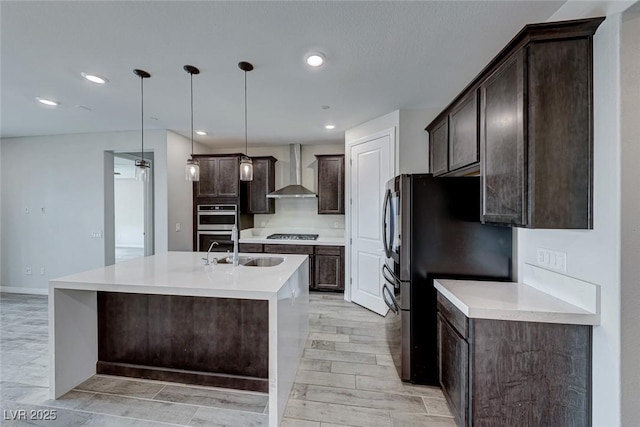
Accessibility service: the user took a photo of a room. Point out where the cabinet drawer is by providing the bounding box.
[239,243,263,253]
[264,244,314,255]
[437,292,468,339]
[314,245,343,256]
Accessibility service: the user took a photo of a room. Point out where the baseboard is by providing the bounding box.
[0,286,48,295]
[96,361,268,393]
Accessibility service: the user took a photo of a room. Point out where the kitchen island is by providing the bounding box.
[49,251,309,427]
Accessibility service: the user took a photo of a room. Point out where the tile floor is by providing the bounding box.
[0,292,455,426]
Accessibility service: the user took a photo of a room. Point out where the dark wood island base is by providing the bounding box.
[97,292,269,392]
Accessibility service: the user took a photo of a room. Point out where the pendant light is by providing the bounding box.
[133,69,151,182]
[239,61,254,181]
[184,65,200,181]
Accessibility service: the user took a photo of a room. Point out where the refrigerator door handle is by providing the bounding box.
[382,264,400,288]
[382,189,393,258]
[382,283,400,314]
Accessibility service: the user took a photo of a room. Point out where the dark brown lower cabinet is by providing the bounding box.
[437,293,591,427]
[242,243,344,292]
[238,243,264,253]
[97,292,269,392]
[314,246,344,291]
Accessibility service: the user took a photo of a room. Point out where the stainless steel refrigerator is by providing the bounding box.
[382,174,512,385]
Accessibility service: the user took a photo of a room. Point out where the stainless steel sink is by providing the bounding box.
[216,256,254,265]
[242,257,284,267]
[215,256,284,267]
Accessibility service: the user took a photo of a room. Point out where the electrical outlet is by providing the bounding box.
[536,248,567,273]
[24,207,29,214]
[90,231,103,238]
[175,222,181,232]
[25,267,32,275]
[40,267,46,275]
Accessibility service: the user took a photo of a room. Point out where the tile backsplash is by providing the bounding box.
[254,198,345,230]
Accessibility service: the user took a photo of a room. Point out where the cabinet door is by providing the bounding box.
[480,51,527,226]
[195,157,219,197]
[314,247,344,291]
[317,155,345,214]
[248,157,276,214]
[429,117,449,176]
[449,91,479,172]
[216,157,240,197]
[438,313,469,427]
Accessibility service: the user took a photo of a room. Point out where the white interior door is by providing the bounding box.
[349,130,394,315]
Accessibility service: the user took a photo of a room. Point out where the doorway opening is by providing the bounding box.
[109,152,154,264]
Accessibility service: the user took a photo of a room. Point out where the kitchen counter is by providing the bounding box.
[50,251,308,299]
[49,252,310,427]
[434,279,599,325]
[240,227,344,246]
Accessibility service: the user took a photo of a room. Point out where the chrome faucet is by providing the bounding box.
[230,225,240,266]
[202,241,218,265]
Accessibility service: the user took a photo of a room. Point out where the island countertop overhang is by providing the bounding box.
[49,251,309,300]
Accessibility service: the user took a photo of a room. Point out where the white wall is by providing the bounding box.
[344,108,441,176]
[398,108,441,174]
[166,131,207,251]
[620,4,640,425]
[0,139,3,285]
[114,178,144,247]
[517,13,624,427]
[0,130,168,293]
[203,143,345,230]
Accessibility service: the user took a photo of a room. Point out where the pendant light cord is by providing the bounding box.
[244,70,248,157]
[140,75,144,163]
[190,72,194,156]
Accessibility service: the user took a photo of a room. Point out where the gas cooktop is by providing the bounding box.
[266,233,319,241]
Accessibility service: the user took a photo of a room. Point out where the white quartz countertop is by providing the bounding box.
[434,279,599,325]
[50,251,308,300]
[240,228,344,246]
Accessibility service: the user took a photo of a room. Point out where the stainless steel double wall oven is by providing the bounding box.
[196,204,237,252]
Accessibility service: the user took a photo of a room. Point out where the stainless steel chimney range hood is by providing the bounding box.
[267,144,317,199]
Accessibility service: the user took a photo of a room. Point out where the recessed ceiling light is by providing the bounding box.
[325,124,336,130]
[36,97,59,106]
[196,131,207,136]
[81,72,108,84]
[305,52,326,67]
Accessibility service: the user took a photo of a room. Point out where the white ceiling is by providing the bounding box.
[1,1,565,147]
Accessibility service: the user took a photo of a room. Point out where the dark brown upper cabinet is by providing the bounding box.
[247,156,277,214]
[449,90,479,172]
[316,154,345,214]
[427,91,479,177]
[427,17,604,229]
[428,116,449,176]
[193,154,240,198]
[480,52,526,226]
